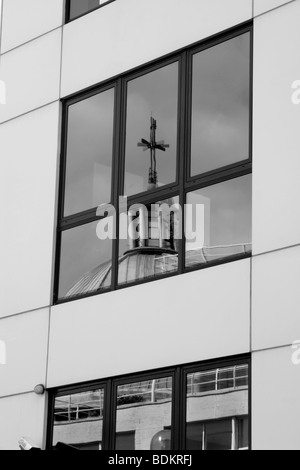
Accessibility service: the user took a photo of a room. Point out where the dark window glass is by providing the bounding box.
[185,174,252,269]
[118,196,180,286]
[238,417,249,450]
[206,420,232,450]
[58,221,113,299]
[64,89,114,216]
[53,390,104,450]
[124,63,179,197]
[69,0,111,20]
[191,33,250,177]
[115,377,173,450]
[186,365,249,451]
[236,365,249,388]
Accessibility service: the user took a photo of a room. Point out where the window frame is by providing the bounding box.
[54,22,253,305]
[46,354,251,451]
[66,0,117,23]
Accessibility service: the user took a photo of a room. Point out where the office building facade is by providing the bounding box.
[0,0,300,450]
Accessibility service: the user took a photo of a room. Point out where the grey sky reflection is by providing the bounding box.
[191,33,250,176]
[124,62,179,196]
[64,89,114,216]
[59,221,112,298]
[186,175,252,252]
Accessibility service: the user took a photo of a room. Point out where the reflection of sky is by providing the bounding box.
[59,221,112,297]
[191,33,250,176]
[70,0,101,19]
[124,63,179,196]
[186,175,252,251]
[64,89,114,216]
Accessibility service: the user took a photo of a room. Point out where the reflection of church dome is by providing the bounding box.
[66,248,178,298]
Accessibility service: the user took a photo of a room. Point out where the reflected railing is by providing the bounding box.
[186,243,252,268]
[187,365,249,396]
[54,393,104,424]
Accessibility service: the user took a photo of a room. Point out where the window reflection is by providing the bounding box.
[53,390,104,450]
[64,89,114,216]
[185,175,252,269]
[118,196,180,286]
[124,63,179,197]
[69,0,111,20]
[191,33,250,177]
[115,377,173,450]
[59,221,112,299]
[186,365,249,450]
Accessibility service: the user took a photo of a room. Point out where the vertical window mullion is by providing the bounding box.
[102,380,113,450]
[172,367,182,450]
[111,79,123,291]
[178,51,188,275]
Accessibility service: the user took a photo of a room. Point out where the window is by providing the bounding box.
[186,364,249,450]
[55,25,252,303]
[52,389,104,450]
[47,357,250,450]
[67,0,114,21]
[115,377,173,450]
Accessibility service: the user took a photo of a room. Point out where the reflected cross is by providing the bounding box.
[137,117,169,187]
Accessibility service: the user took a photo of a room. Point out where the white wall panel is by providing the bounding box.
[253,1,300,254]
[61,0,252,97]
[254,0,295,17]
[0,309,49,397]
[0,29,61,123]
[0,393,46,450]
[47,259,250,388]
[252,347,300,450]
[0,103,60,317]
[1,0,63,53]
[252,246,300,351]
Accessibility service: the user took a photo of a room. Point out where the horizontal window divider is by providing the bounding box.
[185,163,252,191]
[59,209,110,230]
[55,286,113,306]
[184,252,252,275]
[188,24,253,57]
[64,82,117,108]
[125,186,180,207]
[116,270,181,292]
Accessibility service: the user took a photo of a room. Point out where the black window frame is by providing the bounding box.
[46,354,251,451]
[66,0,117,23]
[54,22,253,305]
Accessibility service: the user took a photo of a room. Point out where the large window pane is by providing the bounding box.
[115,377,173,450]
[185,174,252,269]
[59,221,112,299]
[64,89,114,216]
[124,63,178,197]
[191,33,250,177]
[53,390,104,450]
[69,0,111,20]
[118,196,180,286]
[186,365,249,451]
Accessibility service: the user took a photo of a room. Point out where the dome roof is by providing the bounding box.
[65,248,178,299]
[65,243,251,299]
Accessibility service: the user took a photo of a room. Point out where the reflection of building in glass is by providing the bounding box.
[53,365,248,450]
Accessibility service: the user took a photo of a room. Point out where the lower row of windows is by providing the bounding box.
[47,357,250,451]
